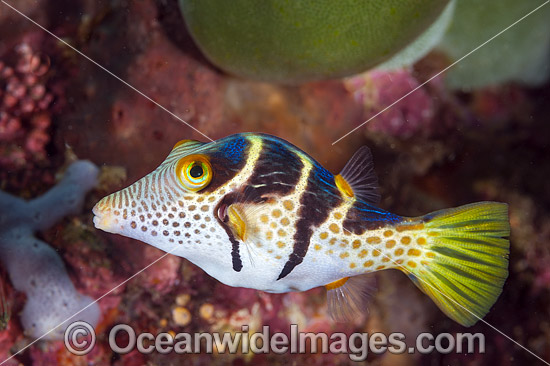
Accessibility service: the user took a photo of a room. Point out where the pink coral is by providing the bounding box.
[345,69,435,138]
[0,42,55,170]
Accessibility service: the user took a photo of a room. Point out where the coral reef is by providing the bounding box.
[344,69,435,139]
[0,41,55,170]
[0,160,100,340]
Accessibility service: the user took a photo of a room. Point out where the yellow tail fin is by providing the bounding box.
[403,202,510,326]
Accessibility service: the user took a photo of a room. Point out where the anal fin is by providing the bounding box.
[325,274,376,322]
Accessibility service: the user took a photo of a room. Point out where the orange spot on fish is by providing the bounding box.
[408,248,421,256]
[396,223,425,232]
[329,223,340,233]
[335,174,354,198]
[385,240,396,249]
[367,236,381,244]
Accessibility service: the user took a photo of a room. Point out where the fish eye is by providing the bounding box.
[176,155,212,192]
[189,164,204,178]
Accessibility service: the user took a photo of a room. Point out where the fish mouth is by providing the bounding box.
[92,199,120,234]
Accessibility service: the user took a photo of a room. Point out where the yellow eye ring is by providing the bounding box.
[176,155,213,191]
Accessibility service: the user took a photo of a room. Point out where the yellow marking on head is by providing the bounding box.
[280,218,290,226]
[275,255,282,259]
[319,232,328,240]
[325,277,349,290]
[314,244,322,251]
[396,259,404,264]
[358,249,368,258]
[272,209,282,218]
[329,238,337,245]
[407,261,417,268]
[352,240,361,249]
[401,236,411,245]
[283,200,294,211]
[395,248,404,256]
[383,230,393,237]
[382,257,390,262]
[367,236,381,244]
[227,205,247,241]
[376,265,386,270]
[426,252,436,258]
[277,229,287,237]
[339,252,349,259]
[270,222,277,229]
[372,249,381,257]
[334,174,354,198]
[172,139,195,149]
[386,240,396,249]
[334,212,343,219]
[329,223,340,233]
[266,231,273,240]
[417,237,427,245]
[396,223,425,232]
[363,260,374,267]
[408,248,421,256]
[277,241,285,248]
[350,263,356,269]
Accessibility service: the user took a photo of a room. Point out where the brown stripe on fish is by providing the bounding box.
[245,138,304,198]
[202,135,250,193]
[277,161,341,280]
[214,198,243,272]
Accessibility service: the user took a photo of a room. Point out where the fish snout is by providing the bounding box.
[92,195,121,234]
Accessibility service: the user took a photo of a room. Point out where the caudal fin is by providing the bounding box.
[403,202,510,326]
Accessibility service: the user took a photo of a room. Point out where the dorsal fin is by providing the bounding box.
[335,146,380,205]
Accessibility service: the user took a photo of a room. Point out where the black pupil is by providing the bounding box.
[189,164,204,178]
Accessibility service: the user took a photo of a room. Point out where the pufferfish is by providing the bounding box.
[93,133,509,326]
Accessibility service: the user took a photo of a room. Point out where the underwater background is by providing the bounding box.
[1,0,549,365]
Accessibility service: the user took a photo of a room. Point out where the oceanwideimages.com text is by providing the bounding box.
[65,322,485,361]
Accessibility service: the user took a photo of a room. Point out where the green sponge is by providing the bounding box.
[180,0,450,83]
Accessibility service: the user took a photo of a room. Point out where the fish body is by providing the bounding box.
[93,133,509,326]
